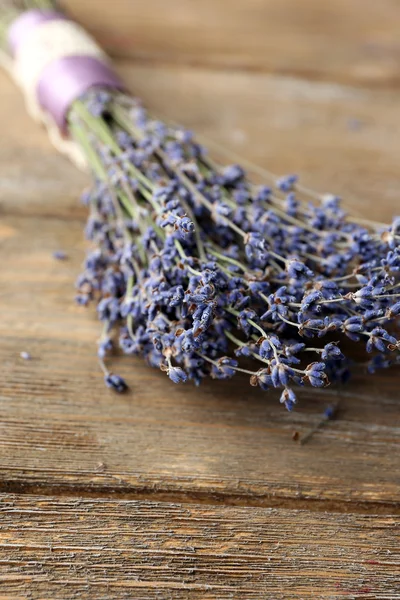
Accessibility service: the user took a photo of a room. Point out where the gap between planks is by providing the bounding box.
[0,481,399,516]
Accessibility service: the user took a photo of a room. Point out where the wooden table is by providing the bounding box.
[0,1,399,597]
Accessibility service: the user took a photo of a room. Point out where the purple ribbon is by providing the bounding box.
[8,9,124,133]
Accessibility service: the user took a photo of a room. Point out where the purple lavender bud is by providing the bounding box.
[167,366,188,384]
[75,294,90,306]
[387,301,400,317]
[81,189,91,206]
[371,285,385,296]
[53,250,67,260]
[303,318,324,330]
[98,337,113,359]
[149,255,162,273]
[104,373,128,393]
[271,363,290,387]
[364,309,383,321]
[285,342,305,357]
[221,164,245,185]
[175,128,193,143]
[199,304,214,330]
[305,362,327,387]
[287,259,314,280]
[251,369,272,390]
[255,186,272,203]
[343,316,364,333]
[202,268,219,284]
[235,344,253,357]
[324,405,336,419]
[169,285,185,307]
[181,331,197,353]
[178,216,195,234]
[276,174,298,192]
[86,90,111,117]
[321,343,343,361]
[300,290,323,312]
[233,189,249,205]
[259,339,274,360]
[316,279,338,294]
[353,285,373,301]
[216,357,238,378]
[188,293,208,305]
[366,327,397,353]
[284,192,299,216]
[238,309,257,336]
[97,297,120,323]
[280,387,297,411]
[216,203,232,217]
[116,130,133,149]
[391,216,400,233]
[159,213,176,228]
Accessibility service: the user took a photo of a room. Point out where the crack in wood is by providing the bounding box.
[0,481,398,515]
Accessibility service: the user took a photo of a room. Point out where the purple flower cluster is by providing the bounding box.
[70,91,400,406]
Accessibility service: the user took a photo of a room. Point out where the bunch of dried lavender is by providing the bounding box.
[2,2,400,408]
[67,92,400,406]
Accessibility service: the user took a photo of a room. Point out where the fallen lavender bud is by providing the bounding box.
[53,250,68,260]
[104,373,128,393]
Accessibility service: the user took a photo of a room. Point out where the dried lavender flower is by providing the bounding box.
[53,250,68,260]
[104,373,128,393]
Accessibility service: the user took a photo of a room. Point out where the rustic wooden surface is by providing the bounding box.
[65,0,400,87]
[0,495,399,599]
[1,1,400,597]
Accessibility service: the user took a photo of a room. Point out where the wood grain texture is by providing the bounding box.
[64,0,400,87]
[0,67,399,508]
[0,494,398,599]
[1,3,400,595]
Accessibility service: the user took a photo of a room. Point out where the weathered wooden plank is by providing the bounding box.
[0,494,398,599]
[64,0,400,87]
[0,67,399,506]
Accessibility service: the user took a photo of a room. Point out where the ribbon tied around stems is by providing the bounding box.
[7,9,125,169]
